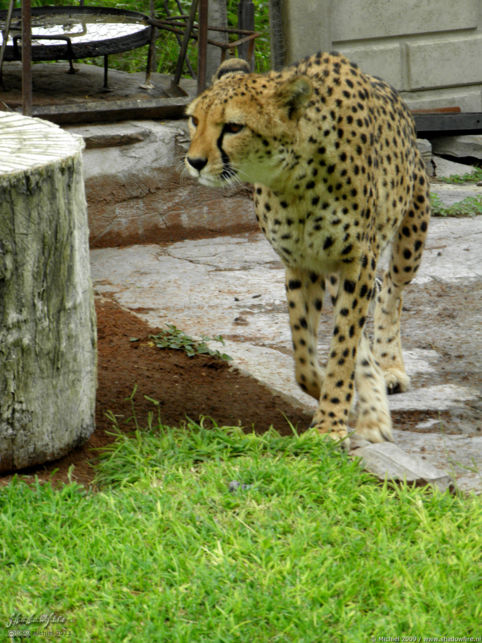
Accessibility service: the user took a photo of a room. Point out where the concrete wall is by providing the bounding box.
[280,0,482,111]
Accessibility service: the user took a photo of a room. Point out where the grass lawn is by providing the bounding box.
[1,417,480,641]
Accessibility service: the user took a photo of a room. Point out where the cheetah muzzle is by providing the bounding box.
[185,52,430,447]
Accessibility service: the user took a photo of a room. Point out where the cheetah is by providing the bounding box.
[185,52,430,445]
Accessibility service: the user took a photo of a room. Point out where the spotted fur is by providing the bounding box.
[185,52,430,445]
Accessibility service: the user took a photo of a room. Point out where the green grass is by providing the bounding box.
[431,167,482,217]
[1,416,480,642]
[430,192,482,217]
[438,167,482,185]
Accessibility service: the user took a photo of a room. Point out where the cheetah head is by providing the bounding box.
[185,59,312,189]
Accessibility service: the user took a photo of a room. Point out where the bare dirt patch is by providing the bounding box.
[0,299,312,488]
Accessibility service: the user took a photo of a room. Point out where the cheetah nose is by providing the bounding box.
[187,157,208,172]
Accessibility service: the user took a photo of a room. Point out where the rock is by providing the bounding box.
[416,138,434,176]
[432,155,477,179]
[387,384,480,412]
[431,134,482,160]
[67,119,257,248]
[413,217,482,284]
[228,480,253,492]
[353,433,482,495]
[66,122,150,149]
[347,435,371,450]
[455,473,482,495]
[351,442,453,491]
[392,432,482,479]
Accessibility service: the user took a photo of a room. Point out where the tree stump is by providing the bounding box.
[0,112,96,472]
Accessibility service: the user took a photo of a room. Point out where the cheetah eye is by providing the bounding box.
[189,115,199,128]
[223,122,244,134]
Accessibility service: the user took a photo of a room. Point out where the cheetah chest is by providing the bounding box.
[254,185,366,273]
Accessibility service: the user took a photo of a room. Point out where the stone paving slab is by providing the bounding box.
[350,431,482,494]
[91,217,482,492]
[350,441,453,492]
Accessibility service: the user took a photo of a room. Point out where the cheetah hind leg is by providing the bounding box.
[373,275,411,395]
[373,171,430,394]
[352,333,393,442]
[373,191,430,393]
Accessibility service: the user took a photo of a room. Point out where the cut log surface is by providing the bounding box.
[0,111,96,472]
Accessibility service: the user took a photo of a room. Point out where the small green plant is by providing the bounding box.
[438,167,482,184]
[430,192,482,217]
[150,324,232,361]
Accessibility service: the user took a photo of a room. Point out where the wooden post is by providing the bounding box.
[0,113,97,472]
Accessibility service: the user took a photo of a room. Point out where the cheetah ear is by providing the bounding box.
[274,76,312,119]
[212,58,251,83]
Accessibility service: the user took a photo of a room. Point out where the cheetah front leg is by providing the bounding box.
[285,268,326,399]
[309,263,376,445]
[325,276,392,442]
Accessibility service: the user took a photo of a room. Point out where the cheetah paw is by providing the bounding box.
[355,415,393,443]
[384,368,410,395]
[309,420,351,450]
